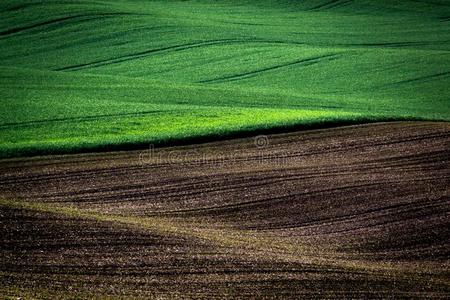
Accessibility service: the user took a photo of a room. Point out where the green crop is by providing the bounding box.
[1,0,449,157]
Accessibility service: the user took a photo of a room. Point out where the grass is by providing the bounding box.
[0,0,449,157]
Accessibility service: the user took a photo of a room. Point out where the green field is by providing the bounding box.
[1,0,449,158]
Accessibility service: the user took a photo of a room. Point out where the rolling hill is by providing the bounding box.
[1,122,449,298]
[1,0,450,157]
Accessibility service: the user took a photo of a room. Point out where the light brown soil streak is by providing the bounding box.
[0,122,449,298]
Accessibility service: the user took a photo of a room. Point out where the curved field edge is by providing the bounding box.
[1,66,449,159]
[0,116,437,159]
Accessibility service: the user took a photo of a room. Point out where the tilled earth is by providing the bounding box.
[0,122,449,298]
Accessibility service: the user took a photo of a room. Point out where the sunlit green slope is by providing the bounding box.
[0,0,449,157]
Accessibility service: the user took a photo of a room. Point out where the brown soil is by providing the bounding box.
[0,122,449,298]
